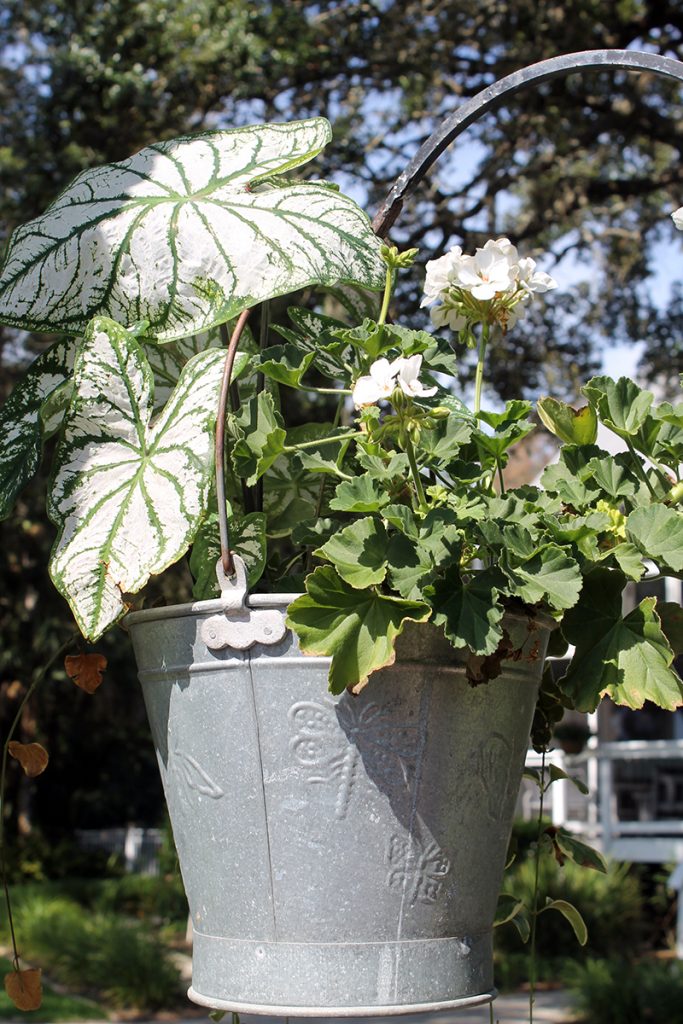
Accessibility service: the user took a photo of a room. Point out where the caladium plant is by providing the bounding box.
[0,117,682,745]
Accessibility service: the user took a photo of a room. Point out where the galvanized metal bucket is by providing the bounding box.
[127,585,550,1017]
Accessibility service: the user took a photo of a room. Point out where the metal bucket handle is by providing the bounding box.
[213,48,683,586]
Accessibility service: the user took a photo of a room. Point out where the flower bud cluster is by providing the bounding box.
[421,237,557,334]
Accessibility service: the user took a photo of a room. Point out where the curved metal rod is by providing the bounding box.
[216,308,251,576]
[373,49,683,237]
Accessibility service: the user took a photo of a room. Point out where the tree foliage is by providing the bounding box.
[1,0,683,391]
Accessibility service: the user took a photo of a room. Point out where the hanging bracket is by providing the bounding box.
[200,555,288,651]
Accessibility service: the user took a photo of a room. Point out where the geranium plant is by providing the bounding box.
[0,117,682,729]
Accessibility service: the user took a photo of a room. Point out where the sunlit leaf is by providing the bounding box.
[286,566,431,694]
[0,119,384,340]
[537,397,597,445]
[626,504,683,572]
[540,898,588,945]
[315,517,388,588]
[48,317,224,639]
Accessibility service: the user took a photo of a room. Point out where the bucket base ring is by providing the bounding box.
[187,986,497,1017]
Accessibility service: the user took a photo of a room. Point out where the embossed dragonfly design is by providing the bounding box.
[288,698,420,820]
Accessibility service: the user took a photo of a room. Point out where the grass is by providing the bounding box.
[0,957,107,1022]
[0,882,185,1013]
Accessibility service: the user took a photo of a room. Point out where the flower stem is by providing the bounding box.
[378,266,394,327]
[625,438,658,499]
[283,431,364,453]
[405,436,427,511]
[528,749,547,1024]
[474,321,489,416]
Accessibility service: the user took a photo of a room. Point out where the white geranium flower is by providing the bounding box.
[672,207,683,231]
[456,238,519,300]
[517,256,557,294]
[395,355,438,398]
[430,302,467,331]
[421,246,465,306]
[352,357,400,407]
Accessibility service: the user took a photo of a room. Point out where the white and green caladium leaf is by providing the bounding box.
[0,339,75,519]
[0,119,384,340]
[286,565,431,694]
[145,329,250,410]
[48,317,224,639]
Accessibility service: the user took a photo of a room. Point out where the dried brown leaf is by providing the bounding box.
[4,968,42,1010]
[8,742,49,778]
[64,653,107,694]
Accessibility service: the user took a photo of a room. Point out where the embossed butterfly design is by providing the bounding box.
[386,827,451,905]
[288,698,419,820]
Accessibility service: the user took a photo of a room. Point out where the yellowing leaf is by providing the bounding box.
[4,969,42,1011]
[8,741,48,778]
[64,653,107,693]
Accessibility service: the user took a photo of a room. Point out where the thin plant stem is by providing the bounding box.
[474,321,489,416]
[0,632,79,969]
[528,748,547,1024]
[283,431,364,454]
[378,266,394,327]
[625,438,658,499]
[405,436,427,510]
[496,456,506,496]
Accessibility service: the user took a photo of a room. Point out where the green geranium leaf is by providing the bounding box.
[48,317,224,640]
[286,566,431,694]
[330,475,390,512]
[382,503,419,539]
[431,567,505,655]
[606,542,646,580]
[583,376,654,440]
[420,409,473,461]
[540,899,588,946]
[586,455,637,498]
[295,433,353,477]
[548,765,589,795]
[561,568,682,711]
[258,344,316,388]
[0,119,384,340]
[316,516,388,588]
[386,533,434,599]
[232,392,287,485]
[537,397,597,445]
[473,420,535,460]
[503,545,582,611]
[0,338,75,519]
[478,400,533,430]
[190,509,267,599]
[356,449,411,481]
[659,602,683,656]
[625,504,683,571]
